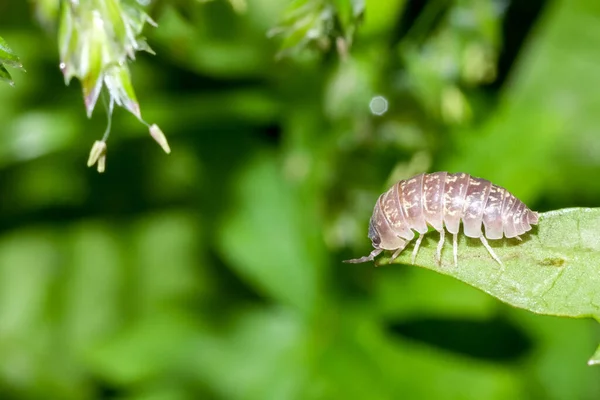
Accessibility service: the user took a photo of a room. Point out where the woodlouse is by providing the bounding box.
[344,172,539,266]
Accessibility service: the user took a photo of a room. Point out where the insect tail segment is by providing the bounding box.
[528,211,539,225]
[343,248,383,264]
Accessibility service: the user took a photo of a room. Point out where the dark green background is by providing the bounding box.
[0,0,599,399]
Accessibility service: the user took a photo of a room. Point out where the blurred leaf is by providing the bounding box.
[0,229,58,339]
[130,212,208,315]
[187,307,308,400]
[324,57,374,120]
[375,267,497,320]
[332,0,364,35]
[62,222,125,353]
[145,6,269,78]
[268,0,363,59]
[510,311,600,399]
[126,386,190,400]
[217,152,324,314]
[443,0,600,203]
[382,208,600,365]
[33,0,61,30]
[397,0,504,125]
[0,110,80,167]
[87,312,199,385]
[305,307,527,399]
[197,0,248,13]
[445,104,562,203]
[268,0,331,58]
[6,162,85,212]
[0,229,76,397]
[359,0,404,37]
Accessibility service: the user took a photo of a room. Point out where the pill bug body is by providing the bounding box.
[344,172,539,266]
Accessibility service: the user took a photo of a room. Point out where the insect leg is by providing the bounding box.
[436,229,445,265]
[411,233,426,264]
[479,236,504,267]
[343,248,383,264]
[389,242,408,264]
[453,233,458,267]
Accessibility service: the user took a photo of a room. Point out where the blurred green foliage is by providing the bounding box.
[0,0,599,399]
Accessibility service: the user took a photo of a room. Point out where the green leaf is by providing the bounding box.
[268,0,327,58]
[82,9,108,117]
[62,221,124,353]
[121,2,157,35]
[86,311,199,385]
[103,64,141,119]
[217,152,324,314]
[58,0,77,83]
[101,0,128,46]
[0,35,24,86]
[185,307,308,400]
[0,64,14,86]
[380,208,600,365]
[590,346,600,366]
[359,0,404,37]
[32,0,61,30]
[0,36,24,70]
[268,0,364,59]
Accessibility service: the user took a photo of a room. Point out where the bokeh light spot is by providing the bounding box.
[369,96,388,115]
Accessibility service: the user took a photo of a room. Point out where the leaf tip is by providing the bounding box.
[587,346,600,366]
